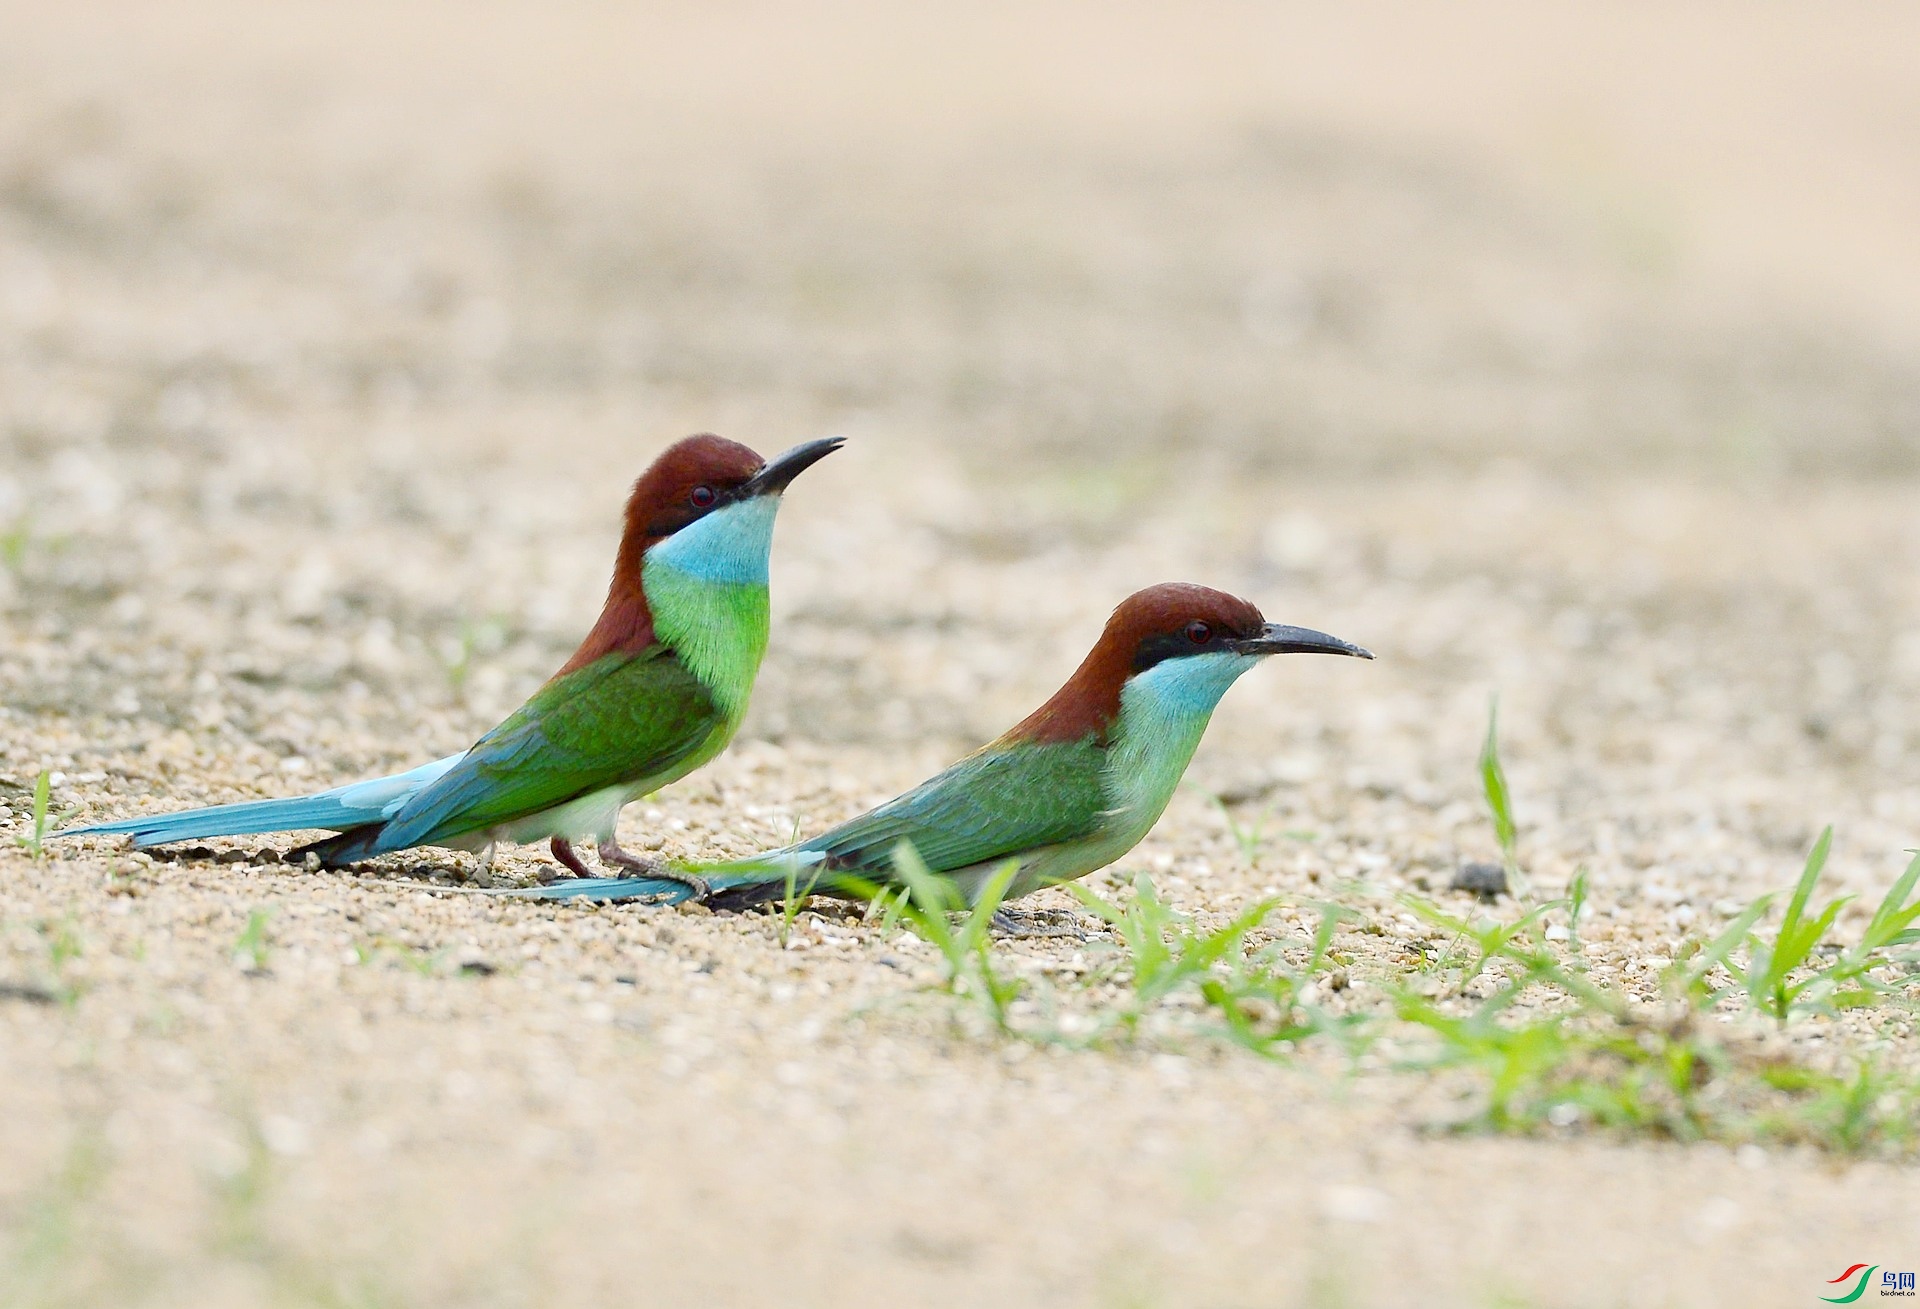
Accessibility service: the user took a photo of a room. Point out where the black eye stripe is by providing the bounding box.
[1133,623,1231,674]
[644,478,750,535]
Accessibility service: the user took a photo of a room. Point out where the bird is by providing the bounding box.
[64,432,843,892]
[508,582,1372,909]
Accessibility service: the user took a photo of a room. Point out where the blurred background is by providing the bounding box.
[6,1,1919,479]
[5,0,1918,827]
[6,0,1920,882]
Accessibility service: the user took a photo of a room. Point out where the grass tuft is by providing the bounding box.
[774,817,817,947]
[1671,832,1920,1027]
[886,841,1022,1032]
[27,915,88,1007]
[0,516,33,571]
[1197,788,1314,867]
[14,770,75,861]
[234,909,273,975]
[1478,697,1526,898]
[1390,833,1920,1153]
[1069,876,1363,1056]
[352,937,448,977]
[0,515,63,573]
[1207,791,1271,866]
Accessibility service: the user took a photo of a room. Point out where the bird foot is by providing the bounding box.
[549,836,593,880]
[596,837,710,901]
[988,907,1088,940]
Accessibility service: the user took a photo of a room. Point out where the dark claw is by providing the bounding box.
[988,907,1088,940]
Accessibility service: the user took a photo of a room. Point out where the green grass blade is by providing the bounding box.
[1565,866,1590,950]
[1677,894,1774,994]
[954,860,1019,959]
[1857,850,1920,954]
[18,769,53,859]
[889,840,960,964]
[1479,698,1517,866]
[1068,881,1126,927]
[1778,826,1833,943]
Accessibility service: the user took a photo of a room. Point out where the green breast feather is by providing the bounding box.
[641,564,770,718]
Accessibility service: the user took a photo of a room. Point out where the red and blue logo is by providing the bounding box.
[1823,1265,1917,1302]
[1824,1267,1879,1304]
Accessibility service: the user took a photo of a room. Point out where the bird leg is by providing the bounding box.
[597,836,710,901]
[989,907,1088,940]
[548,836,593,881]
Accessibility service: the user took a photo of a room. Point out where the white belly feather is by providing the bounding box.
[491,781,654,847]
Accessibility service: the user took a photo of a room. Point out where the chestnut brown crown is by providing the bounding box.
[623,434,768,547]
[1005,583,1270,744]
[553,434,766,680]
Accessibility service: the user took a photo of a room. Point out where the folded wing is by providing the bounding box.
[369,646,720,853]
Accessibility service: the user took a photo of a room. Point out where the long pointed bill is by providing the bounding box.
[1235,623,1374,659]
[743,436,845,497]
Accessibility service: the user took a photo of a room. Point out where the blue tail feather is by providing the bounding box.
[503,876,700,904]
[60,753,465,849]
[508,849,821,904]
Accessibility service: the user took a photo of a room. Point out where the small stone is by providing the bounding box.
[0,981,59,1006]
[215,849,250,864]
[1451,862,1509,898]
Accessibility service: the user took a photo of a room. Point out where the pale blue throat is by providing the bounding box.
[1102,650,1262,839]
[644,496,779,585]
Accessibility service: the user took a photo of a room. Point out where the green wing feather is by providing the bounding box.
[372,647,720,852]
[798,737,1108,877]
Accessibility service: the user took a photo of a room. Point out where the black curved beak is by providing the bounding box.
[1234,623,1375,660]
[744,436,845,497]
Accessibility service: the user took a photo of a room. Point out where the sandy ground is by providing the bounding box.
[4,4,1920,1306]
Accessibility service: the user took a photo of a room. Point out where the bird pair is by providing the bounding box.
[65,434,1373,911]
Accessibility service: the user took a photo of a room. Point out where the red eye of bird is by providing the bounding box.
[1185,621,1212,645]
[689,485,717,509]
